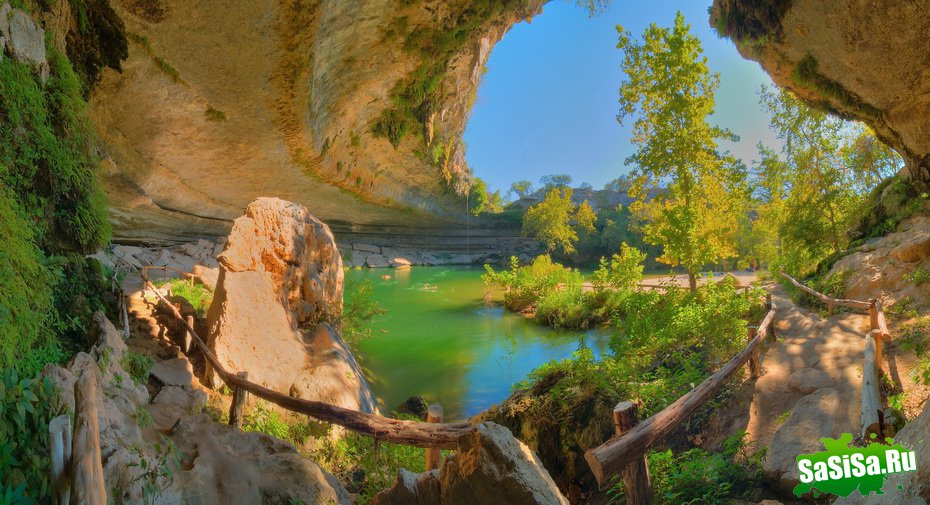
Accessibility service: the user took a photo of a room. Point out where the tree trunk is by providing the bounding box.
[688,270,697,292]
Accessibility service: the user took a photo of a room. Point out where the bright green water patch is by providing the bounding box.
[347,266,612,419]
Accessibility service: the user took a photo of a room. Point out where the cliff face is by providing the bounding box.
[710,0,930,184]
[83,0,543,243]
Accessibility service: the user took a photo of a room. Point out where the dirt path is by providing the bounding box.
[744,285,870,495]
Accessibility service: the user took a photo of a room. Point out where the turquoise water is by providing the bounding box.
[346,266,609,420]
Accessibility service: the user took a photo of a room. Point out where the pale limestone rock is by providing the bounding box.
[219,198,343,324]
[763,388,840,495]
[193,264,219,291]
[787,367,834,394]
[206,199,375,412]
[373,423,569,505]
[0,4,49,81]
[150,357,195,387]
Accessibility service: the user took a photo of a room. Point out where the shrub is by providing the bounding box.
[591,242,647,292]
[122,351,155,385]
[340,278,387,347]
[241,401,317,447]
[309,419,427,505]
[155,278,213,316]
[0,371,65,502]
[483,255,583,312]
[612,431,763,504]
[904,267,930,286]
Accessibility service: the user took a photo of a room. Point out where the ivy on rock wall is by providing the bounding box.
[0,42,112,375]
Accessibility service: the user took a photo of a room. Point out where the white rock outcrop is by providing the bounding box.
[205,198,377,413]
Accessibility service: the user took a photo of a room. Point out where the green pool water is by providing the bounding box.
[346,266,610,420]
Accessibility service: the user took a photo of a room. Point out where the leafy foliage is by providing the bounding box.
[340,277,388,348]
[310,417,427,505]
[753,87,902,277]
[0,49,113,374]
[122,351,155,385]
[614,431,764,504]
[0,371,65,503]
[154,278,213,316]
[617,12,748,289]
[522,187,598,255]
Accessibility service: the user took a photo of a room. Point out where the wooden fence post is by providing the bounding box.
[613,401,654,505]
[184,315,194,355]
[861,330,882,439]
[229,372,249,427]
[827,302,835,316]
[747,327,760,378]
[765,293,772,311]
[49,414,71,505]
[70,370,106,505]
[426,403,444,471]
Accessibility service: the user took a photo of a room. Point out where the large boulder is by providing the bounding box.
[763,388,841,496]
[0,3,49,81]
[372,422,569,505]
[205,198,377,413]
[218,197,344,325]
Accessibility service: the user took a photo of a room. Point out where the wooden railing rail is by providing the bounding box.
[780,272,871,313]
[781,273,890,439]
[140,268,472,450]
[584,307,776,493]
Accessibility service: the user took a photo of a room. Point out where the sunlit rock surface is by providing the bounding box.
[205,198,377,413]
[70,0,546,243]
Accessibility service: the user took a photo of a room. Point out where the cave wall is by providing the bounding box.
[81,0,543,243]
[710,0,930,184]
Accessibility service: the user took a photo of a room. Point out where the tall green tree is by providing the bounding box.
[754,86,903,275]
[523,187,595,255]
[468,177,489,216]
[617,12,746,290]
[539,174,573,192]
[509,180,533,198]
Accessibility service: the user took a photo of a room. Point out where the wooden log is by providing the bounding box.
[613,402,654,505]
[141,273,473,448]
[873,301,888,370]
[229,371,249,427]
[70,370,106,505]
[780,273,870,310]
[747,327,760,378]
[425,403,444,471]
[862,331,882,439]
[585,309,775,486]
[884,334,904,390]
[184,315,194,355]
[49,414,72,505]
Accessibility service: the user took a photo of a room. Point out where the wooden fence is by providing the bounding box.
[779,272,891,438]
[139,267,473,450]
[584,303,777,501]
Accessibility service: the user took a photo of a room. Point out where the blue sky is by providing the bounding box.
[463,0,780,194]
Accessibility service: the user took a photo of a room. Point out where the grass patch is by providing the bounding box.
[154,278,213,316]
[122,351,155,385]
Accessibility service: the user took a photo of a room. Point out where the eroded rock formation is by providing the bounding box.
[205,198,377,412]
[710,0,930,184]
[72,0,546,242]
